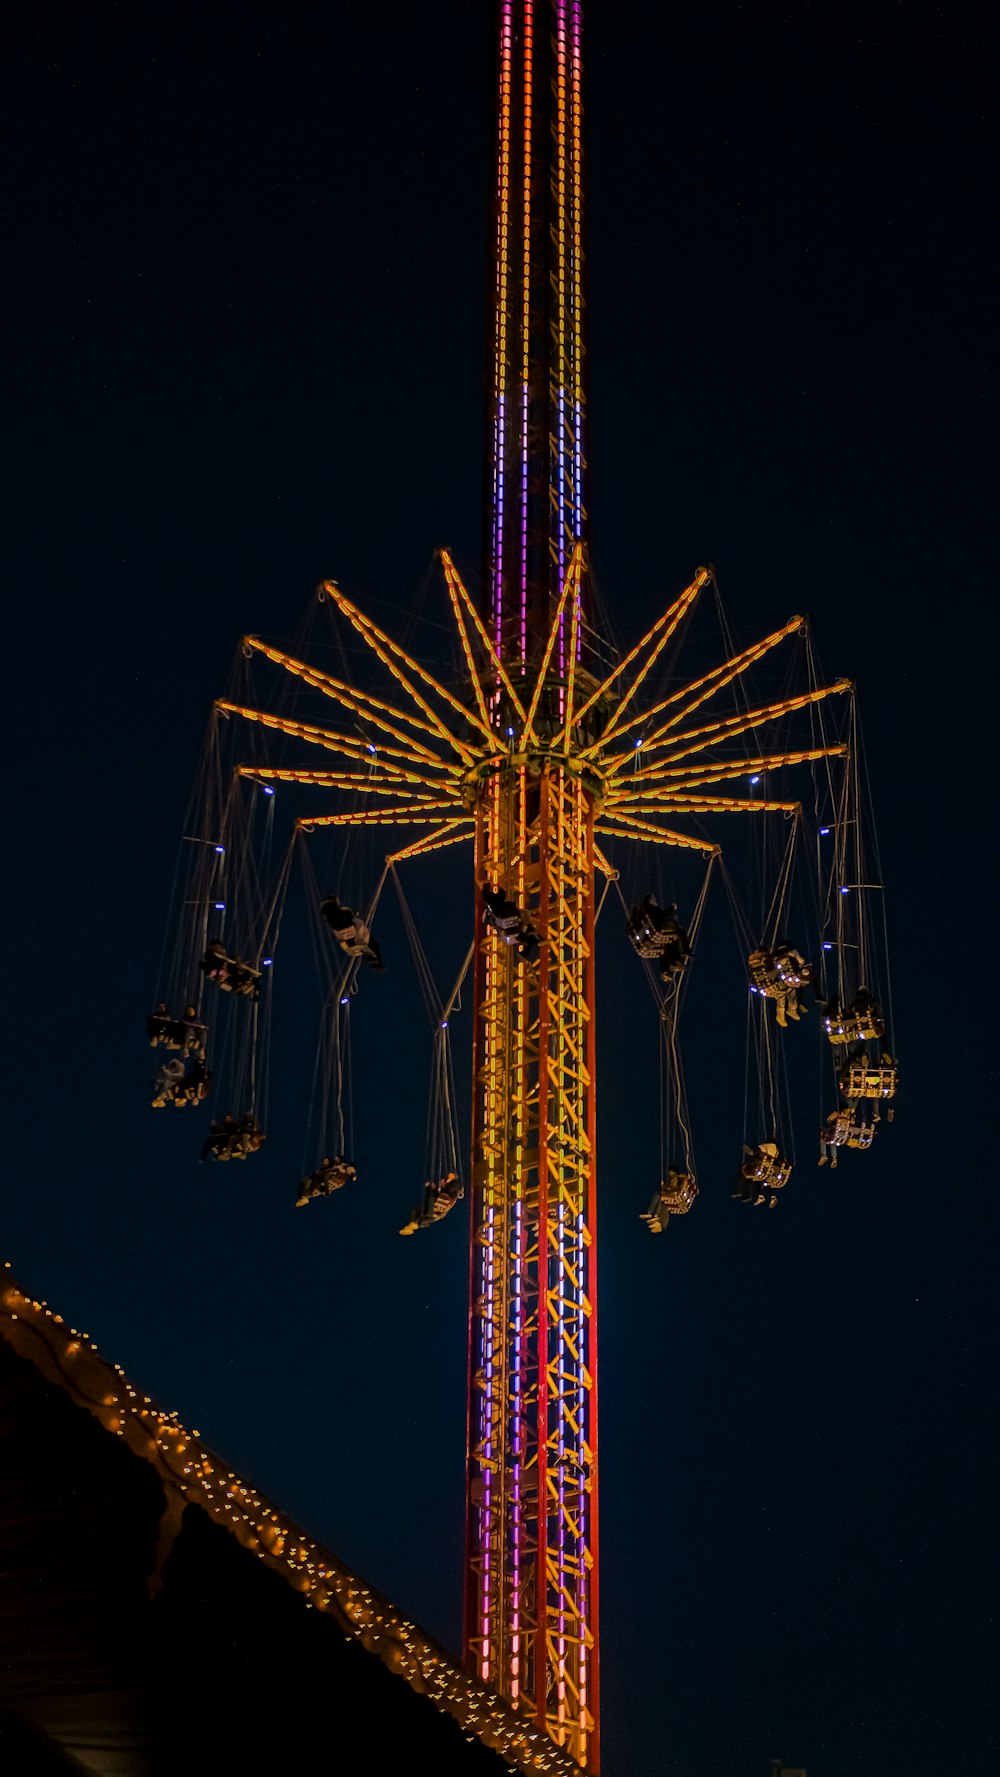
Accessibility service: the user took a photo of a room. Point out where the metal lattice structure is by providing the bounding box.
[214,3,853,1768]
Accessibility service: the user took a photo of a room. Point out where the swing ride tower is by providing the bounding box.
[463,4,599,1760]
[195,2,867,1769]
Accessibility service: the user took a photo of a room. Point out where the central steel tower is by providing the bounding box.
[464,4,600,1766]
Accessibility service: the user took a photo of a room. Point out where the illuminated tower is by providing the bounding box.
[465,3,600,1765]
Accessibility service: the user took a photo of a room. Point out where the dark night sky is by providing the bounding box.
[2,3,997,1773]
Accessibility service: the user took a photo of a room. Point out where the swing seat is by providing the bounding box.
[309,1159,356,1195]
[823,1109,854,1148]
[641,1170,698,1229]
[627,898,689,964]
[741,1144,792,1189]
[839,1059,898,1099]
[631,932,669,960]
[749,951,782,997]
[749,948,810,996]
[773,949,811,990]
[661,1169,697,1213]
[823,998,885,1044]
[630,921,682,961]
[845,1118,878,1150]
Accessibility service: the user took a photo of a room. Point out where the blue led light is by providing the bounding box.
[368,744,377,755]
[750,774,760,785]
[263,785,275,796]
[634,738,642,750]
[340,996,350,1006]
[441,1020,449,1029]
[262,958,273,967]
[214,902,225,911]
[823,942,833,950]
[841,886,849,895]
[215,845,225,854]
[507,726,515,738]
[819,826,830,836]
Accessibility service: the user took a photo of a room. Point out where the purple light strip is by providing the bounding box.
[576,1202,587,1719]
[481,1199,497,1675]
[558,389,567,709]
[512,1192,523,1693]
[556,0,568,701]
[520,0,532,665]
[557,1194,567,1719]
[495,392,507,660]
[574,398,583,665]
[520,383,529,666]
[493,2,514,659]
[571,1,584,666]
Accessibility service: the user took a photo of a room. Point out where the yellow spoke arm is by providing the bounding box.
[440,550,528,722]
[581,571,710,756]
[561,548,584,751]
[238,754,453,790]
[601,614,806,766]
[441,570,500,744]
[387,823,475,864]
[322,581,487,759]
[607,794,801,814]
[613,743,847,793]
[525,547,579,744]
[297,805,468,829]
[573,567,710,741]
[222,701,431,765]
[622,679,852,770]
[232,650,448,766]
[240,768,461,802]
[596,814,721,854]
[217,700,451,771]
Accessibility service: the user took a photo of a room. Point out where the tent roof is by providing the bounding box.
[1,1261,579,1777]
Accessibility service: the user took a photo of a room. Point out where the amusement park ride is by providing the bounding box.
[150,4,895,1771]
